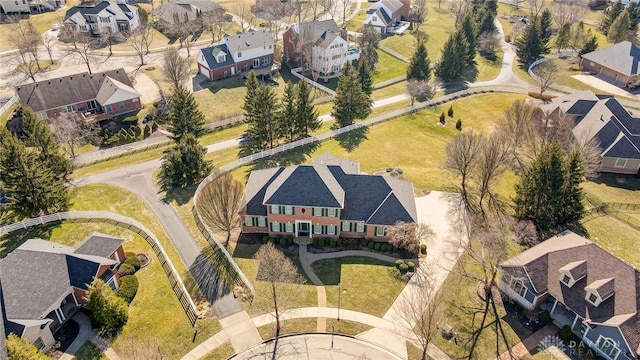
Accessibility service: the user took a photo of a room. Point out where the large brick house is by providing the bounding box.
[282,19,360,81]
[540,90,640,175]
[15,68,142,124]
[580,41,640,88]
[1,233,125,351]
[197,30,277,81]
[241,154,417,240]
[499,230,640,360]
[64,0,140,35]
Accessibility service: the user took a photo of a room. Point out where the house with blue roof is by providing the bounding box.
[542,90,640,174]
[0,233,125,351]
[241,153,417,240]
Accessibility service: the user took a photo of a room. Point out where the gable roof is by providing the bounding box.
[199,43,235,70]
[65,1,137,22]
[501,230,640,354]
[75,232,124,258]
[223,29,274,54]
[244,154,417,225]
[290,19,344,48]
[0,238,119,321]
[95,76,141,106]
[581,41,640,77]
[544,91,640,161]
[367,8,392,25]
[15,68,136,113]
[152,0,224,24]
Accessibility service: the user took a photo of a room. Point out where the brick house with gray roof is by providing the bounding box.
[15,68,142,124]
[499,230,640,360]
[241,153,417,240]
[540,90,640,174]
[580,41,640,88]
[0,233,124,351]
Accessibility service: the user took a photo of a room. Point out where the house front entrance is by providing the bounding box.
[296,221,311,238]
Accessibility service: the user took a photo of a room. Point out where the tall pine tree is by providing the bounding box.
[357,24,380,70]
[561,149,586,224]
[331,64,372,127]
[357,61,374,96]
[407,38,431,81]
[460,14,478,65]
[279,81,297,142]
[244,84,279,149]
[600,0,624,35]
[160,134,211,188]
[0,128,69,218]
[21,107,72,179]
[607,11,631,43]
[516,20,547,65]
[294,80,320,138]
[538,9,553,45]
[168,85,205,142]
[555,23,571,52]
[434,31,467,81]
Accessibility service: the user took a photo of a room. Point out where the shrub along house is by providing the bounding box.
[197,29,278,81]
[15,68,142,124]
[0,233,124,351]
[499,230,640,360]
[241,154,417,241]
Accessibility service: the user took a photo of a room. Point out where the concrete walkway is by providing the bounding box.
[58,312,121,360]
[497,324,560,359]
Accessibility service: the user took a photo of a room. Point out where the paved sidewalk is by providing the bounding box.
[58,312,121,360]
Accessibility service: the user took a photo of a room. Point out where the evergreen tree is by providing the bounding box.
[21,107,72,179]
[434,32,467,81]
[600,0,624,35]
[244,84,279,149]
[357,24,380,70]
[6,334,49,360]
[477,9,497,34]
[579,33,598,55]
[560,149,586,224]
[513,142,571,231]
[357,60,374,95]
[331,64,372,127]
[407,38,431,81]
[279,81,297,142]
[244,71,260,100]
[460,14,478,65]
[85,278,129,333]
[168,85,205,142]
[0,128,69,218]
[607,10,631,43]
[515,20,547,65]
[627,2,640,35]
[160,134,211,188]
[555,23,571,52]
[294,80,320,138]
[538,9,553,45]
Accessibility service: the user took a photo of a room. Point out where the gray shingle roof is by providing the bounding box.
[581,41,640,77]
[15,68,134,113]
[0,238,118,321]
[199,43,235,70]
[501,230,640,355]
[244,155,417,225]
[75,232,123,258]
[223,29,274,54]
[152,0,224,24]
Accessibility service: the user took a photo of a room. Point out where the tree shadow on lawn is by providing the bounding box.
[335,125,369,153]
[0,223,60,258]
[201,76,247,94]
[589,173,640,192]
[238,141,322,181]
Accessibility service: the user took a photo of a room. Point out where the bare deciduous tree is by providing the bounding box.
[406,80,434,106]
[49,115,100,158]
[197,172,245,245]
[254,243,306,343]
[161,48,193,89]
[234,3,255,32]
[497,99,538,168]
[341,0,352,25]
[473,132,510,218]
[528,0,546,17]
[390,221,435,253]
[394,266,444,360]
[408,0,428,31]
[42,33,56,65]
[202,10,227,42]
[534,61,559,96]
[478,32,499,58]
[128,24,154,65]
[12,19,42,71]
[99,30,124,56]
[552,0,588,28]
[444,130,482,209]
[448,0,469,27]
[508,217,539,247]
[320,0,337,19]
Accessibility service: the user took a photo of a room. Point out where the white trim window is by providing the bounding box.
[313,224,323,234]
[270,221,280,232]
[614,158,627,168]
[595,335,621,360]
[285,223,294,233]
[327,208,337,217]
[284,206,294,215]
[356,223,365,232]
[270,205,280,214]
[312,207,322,216]
[510,279,527,298]
[258,217,266,227]
[341,222,351,231]
[374,226,386,236]
[327,225,336,235]
[244,216,253,226]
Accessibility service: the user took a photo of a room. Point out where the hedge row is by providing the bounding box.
[366,241,398,252]
[116,275,139,304]
[312,238,343,248]
[395,260,415,273]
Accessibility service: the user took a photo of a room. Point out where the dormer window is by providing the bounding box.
[588,293,598,304]
[217,54,226,62]
[558,260,587,288]
[585,278,614,307]
[561,274,571,285]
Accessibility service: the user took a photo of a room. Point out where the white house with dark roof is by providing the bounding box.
[282,19,360,81]
[64,0,140,35]
[499,230,640,360]
[0,0,64,14]
[0,233,125,351]
[241,153,417,240]
[580,41,640,88]
[15,68,142,124]
[540,90,640,174]
[363,0,410,34]
[151,0,225,27]
[197,29,277,81]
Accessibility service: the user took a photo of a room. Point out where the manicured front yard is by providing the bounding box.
[372,50,409,83]
[311,256,405,317]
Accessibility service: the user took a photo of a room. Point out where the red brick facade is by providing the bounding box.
[42,97,141,124]
[580,57,631,85]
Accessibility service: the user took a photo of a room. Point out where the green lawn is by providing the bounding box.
[74,341,107,360]
[582,173,640,205]
[347,2,375,31]
[258,318,318,339]
[372,50,408,83]
[581,215,640,267]
[0,184,221,358]
[232,243,318,317]
[201,341,236,360]
[311,256,405,317]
